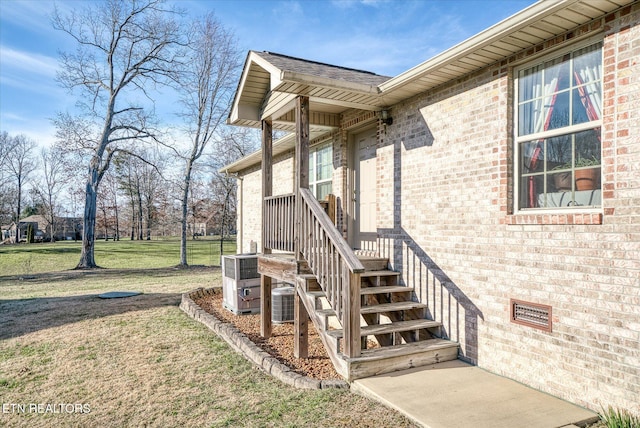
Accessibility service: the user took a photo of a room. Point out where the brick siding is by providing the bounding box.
[235,3,639,415]
[375,5,639,414]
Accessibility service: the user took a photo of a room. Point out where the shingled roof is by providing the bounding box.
[252,51,391,87]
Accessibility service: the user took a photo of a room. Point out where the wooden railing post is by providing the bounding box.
[261,119,273,339]
[343,268,361,358]
[294,290,309,358]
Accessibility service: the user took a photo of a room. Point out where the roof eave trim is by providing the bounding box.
[379,0,580,93]
[228,51,284,126]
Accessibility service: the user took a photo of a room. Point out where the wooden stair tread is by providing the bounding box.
[357,256,388,261]
[362,319,440,335]
[316,308,335,317]
[360,270,401,278]
[304,286,411,298]
[351,339,458,362]
[357,256,389,271]
[326,319,441,338]
[360,301,427,315]
[306,291,326,298]
[360,285,411,295]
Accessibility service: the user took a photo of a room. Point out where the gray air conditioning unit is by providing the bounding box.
[272,285,295,323]
[222,254,260,315]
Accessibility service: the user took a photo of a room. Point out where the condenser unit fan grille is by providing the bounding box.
[223,255,258,280]
[272,286,294,323]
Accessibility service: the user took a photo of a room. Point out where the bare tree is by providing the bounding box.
[95,170,121,240]
[0,131,18,227]
[170,13,240,266]
[114,153,142,240]
[209,127,259,257]
[96,184,112,240]
[52,0,183,268]
[31,146,67,242]
[3,134,37,241]
[113,149,165,240]
[139,150,166,240]
[0,132,16,185]
[100,171,121,240]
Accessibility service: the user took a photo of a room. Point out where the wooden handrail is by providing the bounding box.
[299,188,363,358]
[264,193,295,201]
[299,190,364,273]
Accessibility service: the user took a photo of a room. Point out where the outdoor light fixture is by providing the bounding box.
[381,109,393,125]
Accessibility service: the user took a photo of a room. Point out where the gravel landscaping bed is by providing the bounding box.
[182,287,348,389]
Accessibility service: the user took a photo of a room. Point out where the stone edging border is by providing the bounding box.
[180,287,349,390]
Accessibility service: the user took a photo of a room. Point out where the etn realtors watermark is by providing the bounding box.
[2,403,91,414]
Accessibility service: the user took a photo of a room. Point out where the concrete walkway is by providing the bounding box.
[351,360,599,428]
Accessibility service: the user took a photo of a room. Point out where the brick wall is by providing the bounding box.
[376,4,639,415]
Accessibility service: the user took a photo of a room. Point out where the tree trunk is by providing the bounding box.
[137,187,143,240]
[146,203,152,240]
[219,186,231,263]
[48,204,56,243]
[129,191,136,240]
[114,194,120,241]
[77,174,98,268]
[16,176,22,243]
[102,205,108,240]
[179,163,192,267]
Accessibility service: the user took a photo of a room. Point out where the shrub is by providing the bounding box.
[599,406,640,428]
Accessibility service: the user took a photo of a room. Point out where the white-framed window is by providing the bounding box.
[515,40,602,211]
[309,142,333,200]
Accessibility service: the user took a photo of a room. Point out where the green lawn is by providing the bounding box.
[0,241,417,427]
[0,238,236,276]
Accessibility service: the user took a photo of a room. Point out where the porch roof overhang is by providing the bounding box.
[223,0,632,174]
[227,50,390,133]
[219,130,328,174]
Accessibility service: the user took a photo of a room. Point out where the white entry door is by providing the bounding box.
[352,128,377,252]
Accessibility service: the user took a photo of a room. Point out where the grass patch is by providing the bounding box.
[0,237,236,276]
[0,244,416,427]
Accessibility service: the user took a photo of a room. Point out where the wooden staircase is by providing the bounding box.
[263,189,458,381]
[295,256,459,381]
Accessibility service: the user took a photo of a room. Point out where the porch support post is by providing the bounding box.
[294,95,309,263]
[261,119,273,339]
[294,290,309,358]
[293,96,310,358]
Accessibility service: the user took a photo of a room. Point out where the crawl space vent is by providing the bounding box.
[510,299,552,332]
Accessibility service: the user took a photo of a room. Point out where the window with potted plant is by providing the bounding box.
[515,40,602,210]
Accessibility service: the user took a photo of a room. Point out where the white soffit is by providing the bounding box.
[378,0,632,101]
[219,130,330,174]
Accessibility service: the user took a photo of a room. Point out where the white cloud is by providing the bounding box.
[0,115,57,147]
[330,0,390,9]
[0,0,55,34]
[0,46,59,78]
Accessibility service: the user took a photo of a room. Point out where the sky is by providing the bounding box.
[0,0,536,147]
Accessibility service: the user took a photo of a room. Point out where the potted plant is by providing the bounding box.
[551,162,573,191]
[574,156,600,191]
